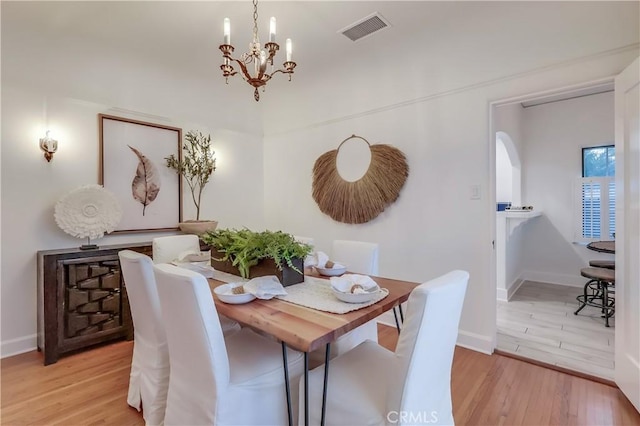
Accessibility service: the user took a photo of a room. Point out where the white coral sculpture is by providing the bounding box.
[54,184,123,240]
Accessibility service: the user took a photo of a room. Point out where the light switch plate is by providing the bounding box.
[470,184,481,200]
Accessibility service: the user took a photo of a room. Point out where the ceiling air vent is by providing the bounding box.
[339,12,390,42]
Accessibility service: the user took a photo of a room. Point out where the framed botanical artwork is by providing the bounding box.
[99,114,182,232]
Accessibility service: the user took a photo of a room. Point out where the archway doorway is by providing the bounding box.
[496,131,521,209]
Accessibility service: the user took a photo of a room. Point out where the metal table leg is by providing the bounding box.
[321,343,331,426]
[281,342,293,426]
[304,352,309,426]
[393,307,401,333]
[399,303,405,323]
[604,282,610,326]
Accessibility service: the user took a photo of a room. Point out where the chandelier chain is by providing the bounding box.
[252,0,259,41]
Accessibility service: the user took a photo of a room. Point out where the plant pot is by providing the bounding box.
[210,248,304,286]
[179,220,218,236]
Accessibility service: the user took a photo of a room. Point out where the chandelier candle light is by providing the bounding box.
[220,0,296,101]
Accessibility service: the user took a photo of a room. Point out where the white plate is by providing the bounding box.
[332,288,381,304]
[317,266,347,276]
[214,283,256,304]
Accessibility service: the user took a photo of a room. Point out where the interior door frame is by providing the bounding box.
[614,57,640,412]
[488,76,615,351]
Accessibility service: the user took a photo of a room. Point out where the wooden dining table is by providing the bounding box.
[207,273,417,426]
[587,240,615,254]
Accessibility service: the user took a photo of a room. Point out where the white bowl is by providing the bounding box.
[332,287,381,304]
[317,265,347,276]
[214,283,256,304]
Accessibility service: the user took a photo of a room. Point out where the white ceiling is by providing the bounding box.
[4,1,447,82]
[2,1,638,118]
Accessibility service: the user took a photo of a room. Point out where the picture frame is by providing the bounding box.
[99,114,183,233]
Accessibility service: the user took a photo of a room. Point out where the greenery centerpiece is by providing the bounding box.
[165,130,217,235]
[201,228,313,285]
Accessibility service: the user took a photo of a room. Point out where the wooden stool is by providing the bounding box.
[589,260,615,270]
[575,267,615,327]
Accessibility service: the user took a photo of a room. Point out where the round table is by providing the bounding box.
[587,240,615,254]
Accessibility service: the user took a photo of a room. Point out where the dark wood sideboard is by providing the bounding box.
[37,242,152,365]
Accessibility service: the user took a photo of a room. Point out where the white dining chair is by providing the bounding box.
[331,239,379,276]
[294,236,316,269]
[294,235,315,247]
[118,250,170,426]
[120,250,241,425]
[153,263,305,426]
[152,234,241,334]
[324,240,380,357]
[304,270,469,426]
[152,234,201,264]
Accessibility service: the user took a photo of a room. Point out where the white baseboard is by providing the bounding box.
[378,312,493,355]
[496,286,507,301]
[521,270,585,288]
[497,277,525,302]
[507,278,525,300]
[456,330,494,355]
[1,334,37,359]
[497,271,584,302]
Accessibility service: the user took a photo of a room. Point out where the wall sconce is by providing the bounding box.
[39,130,58,162]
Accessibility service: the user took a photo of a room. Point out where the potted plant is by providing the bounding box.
[165,130,218,235]
[201,228,313,286]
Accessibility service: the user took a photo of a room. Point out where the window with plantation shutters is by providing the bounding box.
[575,145,616,242]
[576,177,615,241]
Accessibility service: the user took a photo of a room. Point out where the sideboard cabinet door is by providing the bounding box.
[37,242,152,365]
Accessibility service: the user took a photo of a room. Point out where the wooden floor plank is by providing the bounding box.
[1,325,638,425]
[1,346,133,408]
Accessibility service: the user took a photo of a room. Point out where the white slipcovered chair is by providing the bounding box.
[328,240,380,355]
[294,235,315,247]
[304,270,469,426]
[120,250,241,425]
[152,234,201,264]
[118,250,170,426]
[152,234,241,334]
[331,240,379,276]
[153,264,305,426]
[294,236,315,268]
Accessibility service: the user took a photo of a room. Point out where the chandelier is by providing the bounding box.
[219,0,296,101]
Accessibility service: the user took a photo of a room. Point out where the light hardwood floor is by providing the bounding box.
[2,324,638,425]
[497,280,615,381]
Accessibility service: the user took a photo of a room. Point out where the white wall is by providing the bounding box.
[495,105,525,160]
[259,1,637,354]
[496,138,513,203]
[519,91,616,287]
[262,50,638,353]
[494,105,526,296]
[495,104,525,205]
[1,85,265,356]
[495,212,538,301]
[1,1,272,355]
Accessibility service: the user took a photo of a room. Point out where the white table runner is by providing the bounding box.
[210,269,388,314]
[277,276,389,314]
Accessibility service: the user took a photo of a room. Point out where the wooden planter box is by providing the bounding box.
[210,248,304,286]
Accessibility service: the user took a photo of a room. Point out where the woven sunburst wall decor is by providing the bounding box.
[312,134,409,224]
